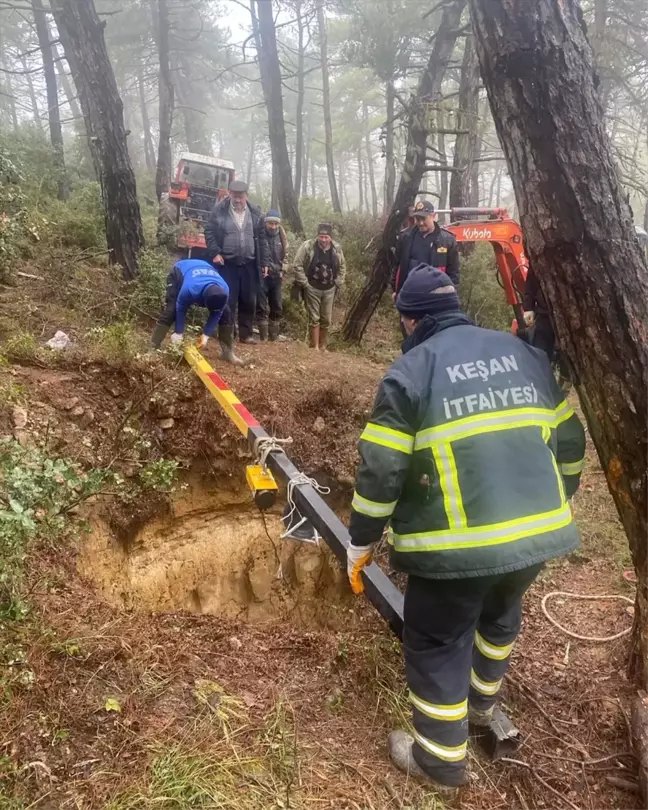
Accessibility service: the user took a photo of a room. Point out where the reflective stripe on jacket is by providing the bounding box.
[349,312,586,579]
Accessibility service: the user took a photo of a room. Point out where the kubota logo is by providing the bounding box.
[461,227,492,240]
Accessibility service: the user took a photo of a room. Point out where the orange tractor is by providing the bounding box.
[159,152,236,256]
[439,206,529,335]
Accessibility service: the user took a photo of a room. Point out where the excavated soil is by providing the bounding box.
[80,477,351,627]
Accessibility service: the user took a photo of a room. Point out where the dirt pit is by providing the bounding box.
[79,478,353,626]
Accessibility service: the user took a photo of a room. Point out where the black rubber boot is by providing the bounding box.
[258,320,269,341]
[268,321,280,342]
[218,325,244,366]
[151,323,170,349]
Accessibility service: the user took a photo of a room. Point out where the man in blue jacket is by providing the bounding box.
[151,258,241,363]
[347,266,585,795]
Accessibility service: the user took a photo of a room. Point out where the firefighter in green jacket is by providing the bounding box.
[347,266,586,794]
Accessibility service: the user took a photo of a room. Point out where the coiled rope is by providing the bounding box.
[541,591,634,642]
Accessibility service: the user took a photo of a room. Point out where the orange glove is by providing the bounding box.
[346,542,376,595]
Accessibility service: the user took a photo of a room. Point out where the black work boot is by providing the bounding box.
[218,325,244,366]
[258,320,269,341]
[151,323,169,349]
[387,731,462,798]
[268,321,280,342]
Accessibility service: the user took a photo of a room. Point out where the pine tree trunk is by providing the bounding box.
[364,100,378,217]
[342,0,466,342]
[254,0,303,233]
[449,34,479,210]
[32,0,68,199]
[136,63,156,171]
[22,55,44,131]
[316,0,341,212]
[153,0,174,202]
[384,77,396,212]
[470,0,648,688]
[294,0,305,197]
[0,28,18,131]
[52,0,144,280]
[357,144,364,212]
[246,130,255,185]
[302,108,310,197]
[436,110,448,209]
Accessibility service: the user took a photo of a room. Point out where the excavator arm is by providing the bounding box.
[441,207,529,335]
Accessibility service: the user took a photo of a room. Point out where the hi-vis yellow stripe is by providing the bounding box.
[560,458,585,476]
[432,443,467,529]
[413,732,467,762]
[470,668,502,696]
[410,692,467,721]
[352,491,397,519]
[474,631,514,661]
[360,422,414,454]
[415,407,556,448]
[392,503,572,552]
[555,400,575,426]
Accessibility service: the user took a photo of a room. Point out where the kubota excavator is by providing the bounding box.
[439,207,529,335]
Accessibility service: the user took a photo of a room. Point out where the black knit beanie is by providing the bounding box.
[396,264,460,318]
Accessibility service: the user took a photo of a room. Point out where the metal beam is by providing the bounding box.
[185,345,404,636]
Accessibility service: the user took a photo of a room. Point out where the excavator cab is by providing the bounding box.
[440,207,530,337]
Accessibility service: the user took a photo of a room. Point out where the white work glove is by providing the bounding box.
[346,542,376,595]
[170,333,183,345]
[523,310,536,327]
[196,334,209,350]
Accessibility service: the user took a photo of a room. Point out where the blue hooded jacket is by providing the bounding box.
[174,259,229,336]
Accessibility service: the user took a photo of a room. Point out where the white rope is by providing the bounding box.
[541,591,634,642]
[281,471,330,546]
[253,435,294,469]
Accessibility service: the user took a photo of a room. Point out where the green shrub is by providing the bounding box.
[129,247,169,316]
[87,320,142,364]
[2,332,39,364]
[0,439,112,618]
[46,182,105,251]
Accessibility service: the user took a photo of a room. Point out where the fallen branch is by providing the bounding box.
[501,758,581,810]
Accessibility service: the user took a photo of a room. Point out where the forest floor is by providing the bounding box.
[0,262,641,810]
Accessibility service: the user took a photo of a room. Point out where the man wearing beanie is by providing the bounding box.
[257,211,287,341]
[346,265,585,795]
[151,258,233,356]
[292,223,346,350]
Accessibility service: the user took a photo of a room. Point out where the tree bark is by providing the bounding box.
[449,34,480,210]
[136,63,156,171]
[316,0,341,212]
[342,0,466,342]
[253,0,303,233]
[152,0,174,202]
[294,0,305,197]
[470,0,648,688]
[52,0,144,279]
[32,0,68,199]
[384,77,396,212]
[364,101,378,217]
